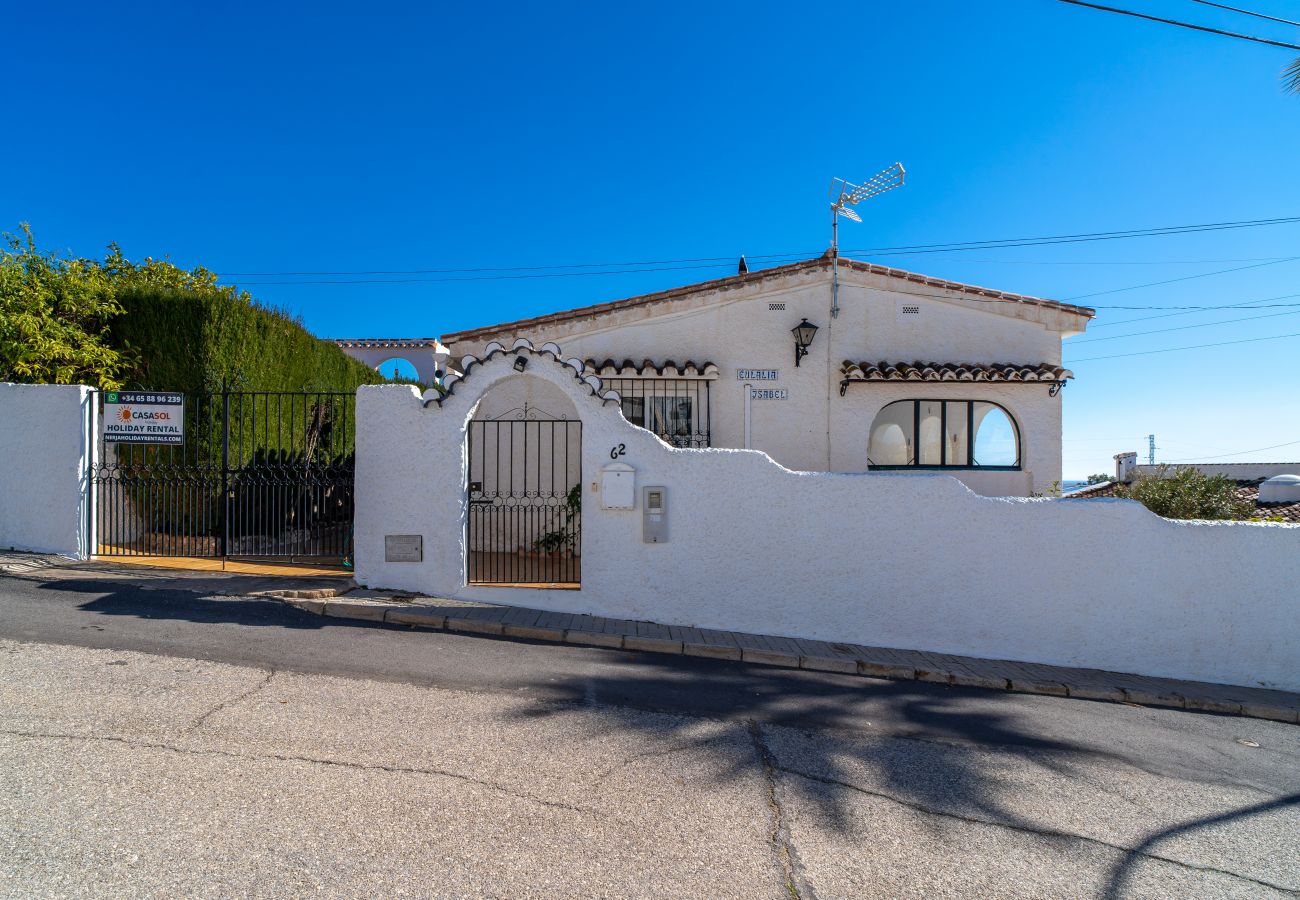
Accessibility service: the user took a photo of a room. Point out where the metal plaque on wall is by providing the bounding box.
[384,534,423,562]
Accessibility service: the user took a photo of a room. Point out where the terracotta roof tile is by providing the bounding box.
[583,358,719,378]
[441,256,1096,344]
[1063,479,1300,522]
[332,338,442,349]
[840,361,1073,384]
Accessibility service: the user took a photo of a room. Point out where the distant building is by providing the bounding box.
[1065,453,1300,522]
[333,338,448,387]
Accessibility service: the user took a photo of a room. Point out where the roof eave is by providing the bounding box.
[440,256,1095,345]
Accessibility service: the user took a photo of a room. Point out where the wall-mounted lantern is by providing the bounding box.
[513,356,528,372]
[792,318,819,367]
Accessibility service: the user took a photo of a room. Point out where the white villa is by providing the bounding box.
[341,253,1095,496]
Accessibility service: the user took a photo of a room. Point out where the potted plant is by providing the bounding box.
[533,484,582,558]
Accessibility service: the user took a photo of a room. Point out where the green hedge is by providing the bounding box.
[109,285,384,394]
[101,285,385,552]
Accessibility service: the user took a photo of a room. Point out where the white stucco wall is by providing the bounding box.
[443,266,1077,493]
[0,383,96,558]
[354,348,1300,693]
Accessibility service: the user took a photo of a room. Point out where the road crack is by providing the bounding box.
[188,669,276,731]
[747,720,811,900]
[0,726,588,816]
[776,764,1299,894]
[589,742,704,782]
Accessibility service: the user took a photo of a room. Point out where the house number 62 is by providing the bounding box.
[609,443,626,460]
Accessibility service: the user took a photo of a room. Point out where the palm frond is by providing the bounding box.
[1285,56,1300,94]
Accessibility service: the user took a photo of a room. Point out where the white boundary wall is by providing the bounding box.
[0,383,96,558]
[354,346,1300,692]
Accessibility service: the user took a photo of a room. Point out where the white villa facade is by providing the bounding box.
[428,255,1094,496]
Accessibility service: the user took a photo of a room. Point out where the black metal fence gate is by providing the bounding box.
[92,389,356,560]
[467,418,582,586]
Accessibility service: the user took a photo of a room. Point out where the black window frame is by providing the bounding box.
[604,378,713,449]
[867,399,1022,470]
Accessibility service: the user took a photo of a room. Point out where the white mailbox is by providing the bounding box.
[600,463,636,509]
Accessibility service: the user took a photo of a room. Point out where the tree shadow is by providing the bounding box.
[36,578,353,630]
[1104,792,1300,899]
[504,653,1117,836]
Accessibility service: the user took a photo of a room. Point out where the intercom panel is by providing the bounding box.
[642,486,667,543]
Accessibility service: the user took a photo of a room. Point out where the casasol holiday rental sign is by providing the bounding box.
[103,392,185,444]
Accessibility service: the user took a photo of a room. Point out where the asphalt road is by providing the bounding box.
[1,569,1297,898]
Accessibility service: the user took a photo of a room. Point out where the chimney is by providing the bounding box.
[737,255,748,275]
[1114,451,1138,484]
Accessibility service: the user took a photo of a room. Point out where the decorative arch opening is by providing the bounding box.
[376,357,421,383]
[868,399,1021,469]
[466,373,583,588]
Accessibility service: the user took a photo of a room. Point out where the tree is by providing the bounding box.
[1286,57,1300,94]
[1086,473,1111,484]
[1114,466,1254,521]
[0,224,129,389]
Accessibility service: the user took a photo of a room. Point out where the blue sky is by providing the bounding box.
[6,0,1299,478]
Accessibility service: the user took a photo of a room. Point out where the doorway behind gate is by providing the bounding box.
[467,418,582,587]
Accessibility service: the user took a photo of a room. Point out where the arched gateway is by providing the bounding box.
[428,339,626,590]
[467,371,583,587]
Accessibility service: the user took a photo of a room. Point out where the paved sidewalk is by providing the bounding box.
[5,551,1294,724]
[256,586,1300,725]
[0,551,348,597]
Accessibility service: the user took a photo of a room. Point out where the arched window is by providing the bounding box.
[868,400,1020,469]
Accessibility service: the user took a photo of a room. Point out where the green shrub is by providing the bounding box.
[0,225,128,388]
[1115,466,1254,521]
[3,228,385,395]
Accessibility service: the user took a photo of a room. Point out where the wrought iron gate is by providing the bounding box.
[92,389,356,560]
[467,418,582,586]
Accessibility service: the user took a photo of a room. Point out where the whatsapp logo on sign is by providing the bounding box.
[106,392,118,403]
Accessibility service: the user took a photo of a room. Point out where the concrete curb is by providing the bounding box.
[273,595,1300,726]
[249,586,355,601]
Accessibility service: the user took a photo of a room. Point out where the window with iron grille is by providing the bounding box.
[603,379,712,448]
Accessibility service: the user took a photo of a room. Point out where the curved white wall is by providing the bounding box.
[354,350,1300,692]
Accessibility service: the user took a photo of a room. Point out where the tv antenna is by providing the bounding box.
[828,162,905,317]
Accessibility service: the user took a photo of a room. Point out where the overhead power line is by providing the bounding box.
[1066,330,1300,362]
[1090,301,1300,309]
[1053,0,1300,50]
[218,214,1300,279]
[1066,306,1300,343]
[1085,289,1300,327]
[228,263,743,287]
[931,255,1292,265]
[843,216,1300,257]
[1166,437,1300,462]
[1188,0,1300,28]
[1063,256,1300,300]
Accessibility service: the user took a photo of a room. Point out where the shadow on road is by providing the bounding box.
[38,578,340,630]
[505,654,1117,835]
[1104,792,1300,899]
